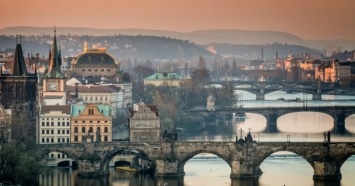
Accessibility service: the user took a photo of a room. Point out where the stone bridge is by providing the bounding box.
[39,140,355,181]
[212,81,341,100]
[189,106,355,134]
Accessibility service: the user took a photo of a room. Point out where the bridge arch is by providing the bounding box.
[101,147,154,173]
[255,150,314,169]
[177,150,231,174]
[43,148,79,163]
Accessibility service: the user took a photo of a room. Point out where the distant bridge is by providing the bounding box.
[210,81,352,100]
[188,105,355,134]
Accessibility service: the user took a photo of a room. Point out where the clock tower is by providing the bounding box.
[41,29,67,105]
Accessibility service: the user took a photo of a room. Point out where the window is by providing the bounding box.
[51,122,54,126]
[51,138,54,143]
[97,127,100,132]
[101,69,104,72]
[104,127,108,133]
[104,136,108,142]
[62,122,65,126]
[42,138,45,143]
[51,130,54,134]
[90,121,93,123]
[67,122,69,126]
[67,138,69,143]
[74,127,78,133]
[95,69,98,72]
[57,138,60,143]
[107,69,110,72]
[97,121,100,123]
[89,109,94,115]
[74,136,78,142]
[46,138,49,143]
[57,154,60,158]
[67,130,70,134]
[82,121,85,123]
[75,121,78,123]
[42,122,45,126]
[89,127,93,133]
[88,69,91,72]
[58,130,61,134]
[58,122,60,126]
[62,138,65,143]
[82,69,85,72]
[46,122,49,126]
[51,154,54,158]
[46,130,49,134]
[62,154,65,158]
[42,130,45,134]
[82,127,86,133]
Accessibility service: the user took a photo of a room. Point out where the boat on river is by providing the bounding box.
[116,166,138,172]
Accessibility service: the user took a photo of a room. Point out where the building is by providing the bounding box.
[40,30,67,106]
[70,103,112,143]
[66,85,123,117]
[143,72,184,87]
[315,61,352,82]
[71,42,121,78]
[38,105,71,144]
[129,102,160,142]
[0,38,38,138]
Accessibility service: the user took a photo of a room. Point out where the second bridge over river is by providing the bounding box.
[188,105,355,134]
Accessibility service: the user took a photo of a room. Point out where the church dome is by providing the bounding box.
[75,48,115,66]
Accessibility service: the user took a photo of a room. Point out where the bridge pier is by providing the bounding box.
[312,93,322,100]
[313,158,341,180]
[155,159,184,177]
[332,113,346,135]
[230,160,262,178]
[77,160,108,177]
[256,94,265,100]
[265,113,278,133]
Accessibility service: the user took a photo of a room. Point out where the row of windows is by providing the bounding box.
[73,135,109,142]
[41,122,70,127]
[73,120,108,123]
[42,137,70,143]
[49,153,68,159]
[41,118,70,121]
[81,69,111,72]
[73,127,109,133]
[80,96,108,101]
[42,129,70,135]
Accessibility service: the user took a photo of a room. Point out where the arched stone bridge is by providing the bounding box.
[39,141,355,181]
[189,106,355,134]
[212,81,341,100]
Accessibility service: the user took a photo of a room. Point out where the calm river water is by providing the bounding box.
[39,91,355,185]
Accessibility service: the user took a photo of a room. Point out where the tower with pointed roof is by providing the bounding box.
[41,29,67,105]
[0,36,38,109]
[0,36,38,137]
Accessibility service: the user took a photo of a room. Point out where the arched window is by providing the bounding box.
[51,138,54,143]
[51,154,54,158]
[82,127,86,133]
[74,127,78,133]
[46,138,49,143]
[89,127,93,133]
[42,138,45,143]
[104,127,108,133]
[62,138,65,143]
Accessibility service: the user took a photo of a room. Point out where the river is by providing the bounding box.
[39,91,355,185]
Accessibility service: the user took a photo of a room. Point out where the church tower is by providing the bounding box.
[0,36,38,137]
[41,29,67,105]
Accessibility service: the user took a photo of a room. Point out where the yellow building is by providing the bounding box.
[129,102,160,142]
[70,103,112,143]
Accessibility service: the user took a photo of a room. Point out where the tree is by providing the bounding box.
[198,56,207,69]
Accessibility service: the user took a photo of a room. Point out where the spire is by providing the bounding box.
[58,48,62,67]
[43,28,65,79]
[11,41,27,76]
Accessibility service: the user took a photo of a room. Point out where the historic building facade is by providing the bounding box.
[129,102,160,142]
[71,42,121,78]
[38,105,71,144]
[70,103,112,143]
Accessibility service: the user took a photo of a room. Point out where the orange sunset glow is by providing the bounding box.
[0,0,354,40]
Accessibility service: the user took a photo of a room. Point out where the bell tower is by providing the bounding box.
[41,29,67,105]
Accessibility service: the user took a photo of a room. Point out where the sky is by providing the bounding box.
[0,0,354,40]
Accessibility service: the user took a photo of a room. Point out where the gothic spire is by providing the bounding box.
[11,39,27,76]
[43,28,65,78]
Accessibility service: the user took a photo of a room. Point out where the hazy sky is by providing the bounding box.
[0,0,354,40]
